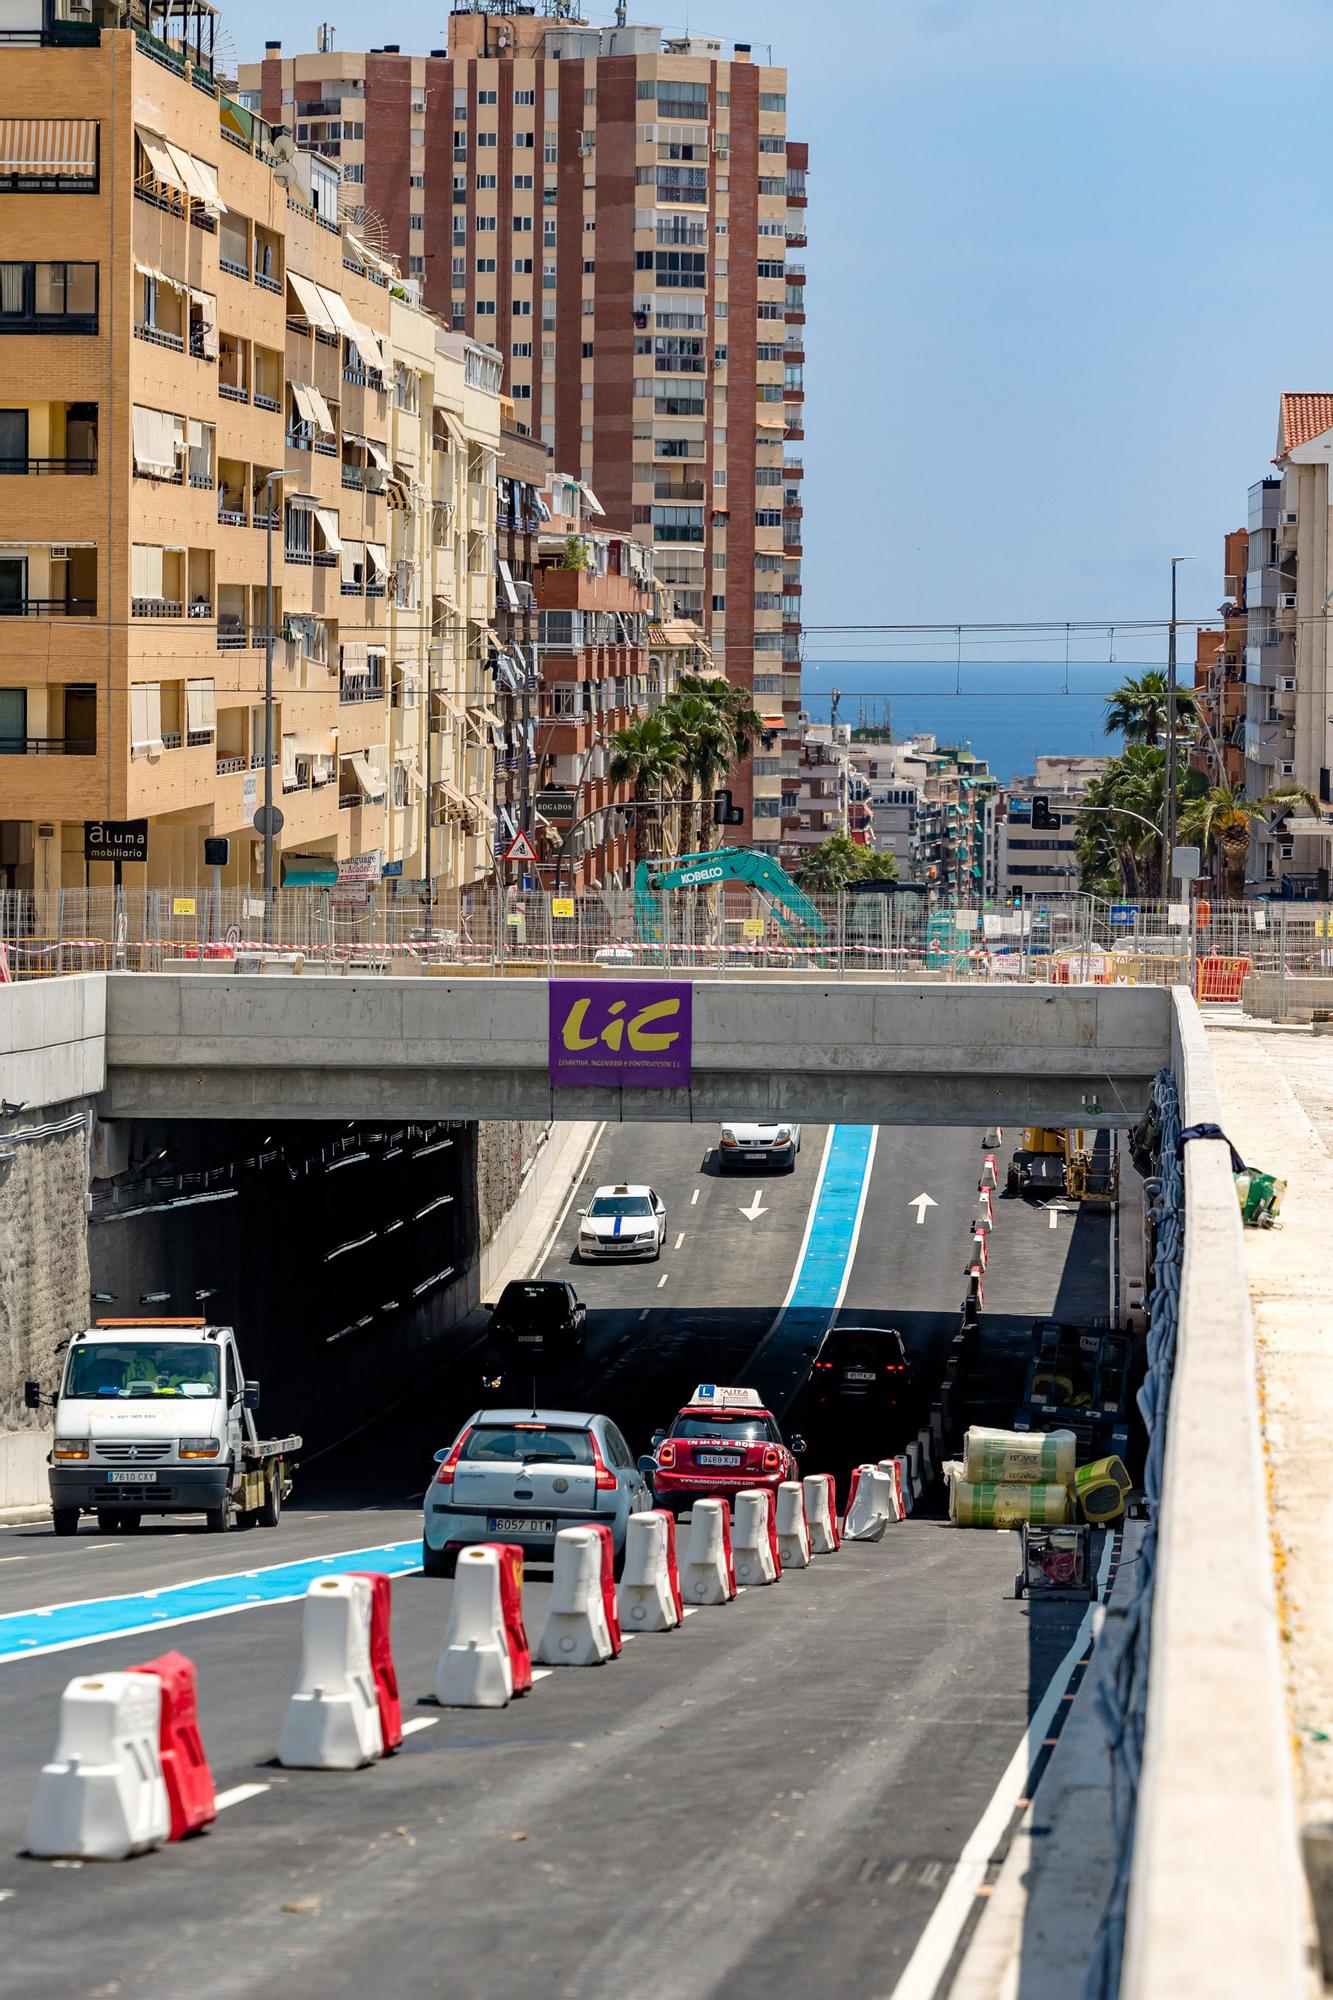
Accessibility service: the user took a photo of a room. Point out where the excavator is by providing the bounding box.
[632,848,827,951]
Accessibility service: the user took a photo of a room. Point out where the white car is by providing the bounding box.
[717,1121,801,1173]
[577,1183,667,1261]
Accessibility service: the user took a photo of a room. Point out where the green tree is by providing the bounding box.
[1177,783,1320,900]
[661,691,735,853]
[1104,670,1198,748]
[1075,745,1204,897]
[676,672,767,765]
[796,834,896,893]
[607,713,682,867]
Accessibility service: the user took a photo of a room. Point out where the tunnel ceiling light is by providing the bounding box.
[325,1151,369,1173]
[380,1300,400,1313]
[381,1147,403,1162]
[414,1195,455,1221]
[383,1218,404,1234]
[324,1232,378,1263]
[412,1266,456,1298]
[140,1291,171,1304]
[411,1139,454,1160]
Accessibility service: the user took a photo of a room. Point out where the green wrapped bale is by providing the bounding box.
[962,1426,1077,1487]
[951,1480,1073,1529]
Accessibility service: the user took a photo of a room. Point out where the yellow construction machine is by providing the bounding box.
[1006,1128,1119,1206]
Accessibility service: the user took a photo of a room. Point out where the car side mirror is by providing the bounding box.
[650,1429,665,1448]
[481,1302,495,1313]
[433,1447,449,1464]
[637,1454,657,1481]
[23,1380,42,1410]
[790,1434,808,1457]
[242,1380,261,1411]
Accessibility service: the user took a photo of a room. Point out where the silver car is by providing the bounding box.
[422,1407,652,1577]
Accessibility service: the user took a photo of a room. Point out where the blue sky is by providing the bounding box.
[222,0,1333,653]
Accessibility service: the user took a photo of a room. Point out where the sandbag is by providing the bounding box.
[951,1480,1072,1529]
[962,1425,1076,1487]
[1075,1455,1132,1523]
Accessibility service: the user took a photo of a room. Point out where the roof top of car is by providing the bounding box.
[470,1408,602,1427]
[591,1182,654,1197]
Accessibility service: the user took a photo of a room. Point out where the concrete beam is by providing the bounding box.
[0,973,105,1111]
[99,975,1172,1126]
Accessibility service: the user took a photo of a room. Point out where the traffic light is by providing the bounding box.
[1010,889,1024,908]
[203,837,229,868]
[712,788,745,827]
[1031,796,1058,831]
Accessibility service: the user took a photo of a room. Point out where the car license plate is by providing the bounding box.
[106,1470,157,1484]
[845,1370,876,1383]
[487,1514,554,1535]
[515,1335,543,1344]
[697,1453,742,1467]
[746,1151,767,1160]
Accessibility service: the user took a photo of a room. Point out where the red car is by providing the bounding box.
[649,1385,805,1517]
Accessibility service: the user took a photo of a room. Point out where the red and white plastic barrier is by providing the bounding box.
[893,1454,913,1516]
[971,1229,988,1270]
[732,1489,781,1587]
[876,1460,906,1523]
[979,1186,996,1227]
[127,1650,216,1839]
[27,1671,170,1860]
[843,1463,892,1541]
[980,1154,998,1191]
[967,1262,985,1309]
[278,1575,384,1770]
[775,1481,812,1569]
[436,1545,530,1707]
[617,1511,682,1633]
[680,1498,737,1605]
[536,1528,618,1665]
[589,1524,624,1656]
[351,1571,403,1751]
[803,1472,841,1554]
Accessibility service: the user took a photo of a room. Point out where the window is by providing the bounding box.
[513,215,533,232]
[714,344,728,365]
[758,134,786,153]
[755,508,782,527]
[638,165,708,204]
[0,116,99,193]
[512,383,532,400]
[478,131,498,148]
[512,340,533,356]
[711,593,726,611]
[477,214,497,231]
[651,504,704,543]
[475,299,496,315]
[452,256,466,279]
[515,131,535,148]
[410,214,424,232]
[514,172,534,189]
[514,257,533,273]
[514,88,535,105]
[581,341,594,358]
[408,256,424,275]
[653,251,707,288]
[582,258,595,274]
[512,299,532,317]
[410,171,425,188]
[343,163,364,184]
[759,92,787,112]
[476,256,496,272]
[0,262,98,332]
[756,342,783,362]
[476,173,497,190]
[758,301,783,319]
[637,79,709,119]
[478,89,498,105]
[757,259,785,279]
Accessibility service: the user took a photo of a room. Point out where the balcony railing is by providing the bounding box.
[217,624,248,651]
[219,255,249,280]
[0,597,96,618]
[339,678,385,705]
[255,271,282,295]
[253,392,281,413]
[135,321,184,351]
[219,382,249,403]
[217,506,247,526]
[0,734,96,754]
[132,598,183,618]
[0,456,97,475]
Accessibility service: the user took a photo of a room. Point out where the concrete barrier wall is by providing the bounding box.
[1,974,106,1110]
[1241,971,1333,1022]
[479,1121,596,1301]
[1122,993,1306,1997]
[0,1427,52,1514]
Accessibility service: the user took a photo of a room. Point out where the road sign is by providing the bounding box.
[1110,904,1135,925]
[252,804,284,837]
[742,917,764,938]
[171,897,196,917]
[84,819,147,865]
[504,829,539,864]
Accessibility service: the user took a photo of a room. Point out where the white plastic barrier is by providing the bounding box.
[981,1154,998,1190]
[536,1528,615,1665]
[876,1459,906,1523]
[775,1481,812,1569]
[278,1575,384,1770]
[617,1512,681,1634]
[27,1671,170,1861]
[979,1186,996,1227]
[906,1441,923,1498]
[917,1428,935,1484]
[436,1546,515,1707]
[843,1464,892,1541]
[803,1473,841,1555]
[679,1498,735,1605]
[971,1229,988,1270]
[983,1126,1002,1149]
[732,1489,780,1587]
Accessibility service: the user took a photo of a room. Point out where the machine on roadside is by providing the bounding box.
[632,848,826,950]
[1011,1318,1132,1460]
[25,1318,299,1535]
[1005,1127,1119,1206]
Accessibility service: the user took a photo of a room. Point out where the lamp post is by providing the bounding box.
[1163,554,1197,899]
[260,470,280,943]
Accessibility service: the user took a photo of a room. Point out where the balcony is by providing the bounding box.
[0,597,95,617]
[339,676,385,705]
[0,734,96,755]
[135,321,185,352]
[217,622,248,651]
[132,598,183,617]
[0,456,97,476]
[219,383,249,404]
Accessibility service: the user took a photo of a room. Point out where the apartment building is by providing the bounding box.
[780,720,853,856]
[1191,527,1246,792]
[995,755,1106,904]
[491,409,549,859]
[847,740,923,875]
[0,0,501,904]
[909,745,999,907]
[240,10,809,851]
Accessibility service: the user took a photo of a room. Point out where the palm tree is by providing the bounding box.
[1105,670,1198,748]
[797,834,866,893]
[607,713,682,868]
[676,672,767,765]
[1177,783,1321,900]
[1076,745,1205,897]
[662,692,735,853]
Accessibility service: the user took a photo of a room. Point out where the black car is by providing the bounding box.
[484,1280,587,1367]
[808,1325,911,1415]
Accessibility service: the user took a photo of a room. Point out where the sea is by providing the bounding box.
[799,659,1131,786]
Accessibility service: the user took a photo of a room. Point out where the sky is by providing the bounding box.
[219,0,1333,658]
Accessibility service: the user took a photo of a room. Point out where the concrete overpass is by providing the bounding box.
[85,974,1169,1125]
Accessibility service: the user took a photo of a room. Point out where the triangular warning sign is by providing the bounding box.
[503,829,539,863]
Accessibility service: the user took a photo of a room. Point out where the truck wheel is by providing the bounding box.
[204,1493,235,1534]
[51,1509,79,1538]
[98,1510,123,1534]
[119,1510,142,1532]
[421,1538,455,1578]
[257,1465,282,1527]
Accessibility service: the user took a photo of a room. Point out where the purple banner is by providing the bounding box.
[548,979,693,1089]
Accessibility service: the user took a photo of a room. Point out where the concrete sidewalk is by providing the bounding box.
[1207,1023,1333,1827]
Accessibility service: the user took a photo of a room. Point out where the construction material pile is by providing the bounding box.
[947,1425,1130,1529]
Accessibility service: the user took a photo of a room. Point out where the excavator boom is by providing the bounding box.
[633,848,827,943]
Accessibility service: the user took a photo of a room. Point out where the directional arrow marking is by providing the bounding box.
[738,1190,770,1222]
[909,1192,937,1225]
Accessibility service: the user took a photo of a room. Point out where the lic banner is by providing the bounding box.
[548,979,693,1089]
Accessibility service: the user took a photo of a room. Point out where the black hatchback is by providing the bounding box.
[486,1280,587,1364]
[809,1325,911,1415]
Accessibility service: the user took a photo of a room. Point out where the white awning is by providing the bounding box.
[188,152,225,216]
[340,538,364,585]
[289,731,336,757]
[313,507,342,554]
[288,271,339,335]
[345,230,397,279]
[129,682,163,759]
[365,439,391,474]
[137,127,187,195]
[578,481,605,518]
[185,678,216,733]
[130,544,164,598]
[316,284,360,343]
[496,558,520,611]
[291,382,334,435]
[350,321,387,373]
[435,408,466,451]
[347,752,387,801]
[189,288,218,359]
[0,118,97,177]
[131,406,177,478]
[366,542,389,583]
[162,139,224,215]
[134,260,185,294]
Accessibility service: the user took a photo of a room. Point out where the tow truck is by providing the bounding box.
[25,1318,300,1535]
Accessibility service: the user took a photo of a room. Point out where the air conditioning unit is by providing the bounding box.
[713,136,730,155]
[49,545,69,561]
[1278,676,1297,693]
[1279,593,1298,609]
[1280,760,1296,777]
[1283,510,1298,524]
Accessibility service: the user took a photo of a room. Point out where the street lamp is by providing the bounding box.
[1163,554,1197,896]
[258,469,281,942]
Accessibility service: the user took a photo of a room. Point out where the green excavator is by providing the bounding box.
[632,848,827,949]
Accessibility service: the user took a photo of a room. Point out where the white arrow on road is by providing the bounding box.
[738,1190,770,1222]
[908,1192,937,1225]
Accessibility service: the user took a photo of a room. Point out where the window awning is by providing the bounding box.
[366,542,389,583]
[313,507,342,554]
[134,260,185,294]
[365,439,391,473]
[435,408,466,451]
[350,321,387,373]
[131,405,179,478]
[340,538,364,584]
[578,481,605,518]
[0,118,97,177]
[287,271,339,335]
[289,731,336,757]
[185,678,216,733]
[137,126,186,194]
[291,382,334,435]
[185,151,225,215]
[496,558,520,611]
[129,682,163,758]
[395,750,425,795]
[467,793,497,824]
[347,751,387,801]
[316,283,360,343]
[385,476,409,511]
[344,230,397,279]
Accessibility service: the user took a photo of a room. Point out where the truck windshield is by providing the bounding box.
[64,1343,221,1400]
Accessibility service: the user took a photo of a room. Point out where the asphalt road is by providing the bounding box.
[0,1119,1112,2000]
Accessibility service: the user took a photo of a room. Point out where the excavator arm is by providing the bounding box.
[633,848,827,943]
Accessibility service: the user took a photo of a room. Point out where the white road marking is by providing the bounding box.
[657,1273,669,1289]
[682,1607,700,1618]
[738,1190,769,1222]
[885,1533,1114,2000]
[535,1120,607,1273]
[0,1556,27,1564]
[531,1666,554,1682]
[690,1188,700,1205]
[674,1232,685,1250]
[1049,1208,1059,1228]
[908,1192,937,1225]
[638,1308,650,1321]
[214,1783,270,1811]
[400,1717,438,1737]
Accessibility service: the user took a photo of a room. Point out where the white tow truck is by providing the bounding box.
[25,1318,300,1536]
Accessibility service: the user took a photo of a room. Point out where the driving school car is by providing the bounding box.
[576,1183,667,1261]
[648,1384,805,1517]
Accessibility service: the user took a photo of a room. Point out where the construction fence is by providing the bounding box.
[2,888,1332,1004]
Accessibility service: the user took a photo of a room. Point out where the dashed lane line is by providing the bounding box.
[657,1273,669,1288]
[674,1232,685,1250]
[400,1718,438,1738]
[215,1783,271,1811]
